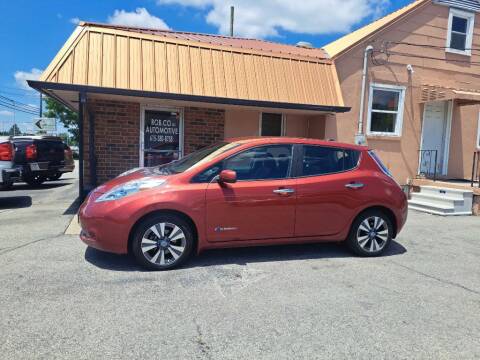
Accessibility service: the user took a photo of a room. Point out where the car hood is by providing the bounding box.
[92,167,171,194]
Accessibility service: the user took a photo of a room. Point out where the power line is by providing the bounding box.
[0,95,40,113]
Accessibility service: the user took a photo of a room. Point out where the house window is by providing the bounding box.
[367,84,406,136]
[446,9,475,56]
[260,113,284,136]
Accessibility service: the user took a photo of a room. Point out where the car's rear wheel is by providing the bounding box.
[47,172,62,181]
[347,210,392,256]
[23,174,46,187]
[132,214,194,270]
[0,181,13,191]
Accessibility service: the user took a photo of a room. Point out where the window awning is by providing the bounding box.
[421,85,480,105]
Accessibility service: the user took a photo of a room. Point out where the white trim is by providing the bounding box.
[139,105,184,167]
[366,83,406,137]
[418,100,452,176]
[259,112,285,136]
[446,8,475,56]
[476,111,480,149]
[443,100,453,175]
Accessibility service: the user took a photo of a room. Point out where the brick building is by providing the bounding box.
[29,22,348,195]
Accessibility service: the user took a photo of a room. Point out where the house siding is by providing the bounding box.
[328,1,480,183]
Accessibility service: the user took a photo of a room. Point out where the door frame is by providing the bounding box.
[418,100,453,176]
[139,105,184,167]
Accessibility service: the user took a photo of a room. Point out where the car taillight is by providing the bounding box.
[26,144,37,160]
[65,146,73,159]
[0,142,13,161]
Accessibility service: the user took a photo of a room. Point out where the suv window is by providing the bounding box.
[192,144,293,182]
[301,145,360,176]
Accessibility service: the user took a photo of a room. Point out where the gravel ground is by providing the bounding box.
[1,170,479,359]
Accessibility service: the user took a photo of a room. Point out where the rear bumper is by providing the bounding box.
[1,168,21,184]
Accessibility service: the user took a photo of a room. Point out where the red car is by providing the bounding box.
[79,137,408,270]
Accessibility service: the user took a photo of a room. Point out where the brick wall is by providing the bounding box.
[83,100,225,186]
[183,107,225,154]
[84,99,140,186]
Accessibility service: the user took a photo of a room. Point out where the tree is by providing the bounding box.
[44,97,78,142]
[8,124,22,136]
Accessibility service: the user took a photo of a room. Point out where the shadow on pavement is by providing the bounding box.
[11,182,72,191]
[0,196,32,210]
[84,240,407,272]
[63,197,81,215]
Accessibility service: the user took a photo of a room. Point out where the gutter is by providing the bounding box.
[27,80,351,114]
[356,45,373,145]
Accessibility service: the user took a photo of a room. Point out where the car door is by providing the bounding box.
[204,144,296,242]
[294,145,362,237]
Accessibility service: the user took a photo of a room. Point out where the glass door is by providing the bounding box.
[142,109,183,167]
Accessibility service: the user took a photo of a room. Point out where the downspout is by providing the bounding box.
[356,45,374,145]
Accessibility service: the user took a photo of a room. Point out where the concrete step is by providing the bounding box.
[419,185,473,198]
[410,192,463,207]
[408,185,473,216]
[408,204,472,216]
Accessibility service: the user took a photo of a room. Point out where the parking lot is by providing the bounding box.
[1,170,479,359]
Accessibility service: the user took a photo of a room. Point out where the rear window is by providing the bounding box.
[368,150,393,177]
[301,146,360,176]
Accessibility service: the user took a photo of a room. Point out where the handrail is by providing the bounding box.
[472,151,480,188]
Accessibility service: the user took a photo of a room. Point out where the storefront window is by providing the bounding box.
[143,109,181,166]
[260,113,284,136]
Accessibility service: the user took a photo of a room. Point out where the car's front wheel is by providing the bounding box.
[132,214,195,270]
[347,210,393,256]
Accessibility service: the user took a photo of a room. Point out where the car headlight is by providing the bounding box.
[117,167,142,178]
[95,178,167,202]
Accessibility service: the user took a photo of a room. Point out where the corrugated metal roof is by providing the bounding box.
[83,22,330,61]
[323,0,430,58]
[39,23,344,108]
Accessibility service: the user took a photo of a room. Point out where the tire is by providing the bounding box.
[346,209,393,257]
[23,174,46,187]
[132,214,195,270]
[0,181,13,191]
[47,172,62,181]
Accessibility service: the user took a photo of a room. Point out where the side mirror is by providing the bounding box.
[218,169,237,184]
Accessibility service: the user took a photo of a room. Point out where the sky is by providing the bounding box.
[0,0,412,134]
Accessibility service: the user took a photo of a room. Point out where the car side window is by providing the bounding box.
[192,144,293,182]
[302,145,360,176]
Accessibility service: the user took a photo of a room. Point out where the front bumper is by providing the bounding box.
[78,193,131,254]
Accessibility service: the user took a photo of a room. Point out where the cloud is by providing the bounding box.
[157,0,390,38]
[107,8,170,29]
[14,68,43,90]
[70,17,81,25]
[0,110,14,117]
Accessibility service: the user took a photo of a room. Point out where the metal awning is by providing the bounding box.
[421,85,480,105]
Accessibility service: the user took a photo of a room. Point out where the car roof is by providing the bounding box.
[225,137,367,151]
[12,135,63,141]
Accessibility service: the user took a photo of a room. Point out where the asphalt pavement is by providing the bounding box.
[0,169,479,359]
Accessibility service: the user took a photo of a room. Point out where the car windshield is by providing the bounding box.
[154,142,240,175]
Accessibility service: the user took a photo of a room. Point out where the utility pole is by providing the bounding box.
[39,93,43,117]
[230,6,234,37]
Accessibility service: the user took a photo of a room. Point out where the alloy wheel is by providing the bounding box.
[140,222,186,266]
[356,216,389,253]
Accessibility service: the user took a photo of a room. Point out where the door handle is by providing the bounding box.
[345,182,364,189]
[273,188,295,195]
